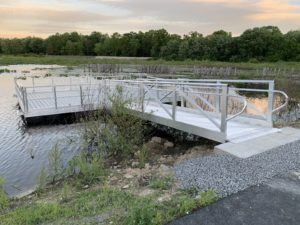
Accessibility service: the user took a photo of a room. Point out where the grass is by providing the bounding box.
[149,176,175,191]
[0,184,217,225]
[1,55,300,71]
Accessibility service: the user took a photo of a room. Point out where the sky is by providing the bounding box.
[0,0,300,38]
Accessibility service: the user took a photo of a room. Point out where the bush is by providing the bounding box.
[248,58,260,63]
[81,85,145,160]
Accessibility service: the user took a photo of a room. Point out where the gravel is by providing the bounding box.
[174,140,300,197]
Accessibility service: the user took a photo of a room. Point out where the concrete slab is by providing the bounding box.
[215,127,300,158]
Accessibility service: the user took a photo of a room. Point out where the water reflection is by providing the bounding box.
[0,65,82,197]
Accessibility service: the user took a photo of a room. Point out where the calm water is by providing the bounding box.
[0,65,299,197]
[0,65,83,197]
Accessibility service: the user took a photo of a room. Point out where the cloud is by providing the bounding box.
[0,0,300,38]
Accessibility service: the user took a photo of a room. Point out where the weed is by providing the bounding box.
[198,189,218,206]
[36,167,47,195]
[68,152,107,185]
[138,145,149,169]
[48,143,64,183]
[149,176,174,191]
[60,182,71,203]
[122,200,161,225]
[0,177,8,211]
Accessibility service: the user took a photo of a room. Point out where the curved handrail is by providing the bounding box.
[226,95,248,121]
[272,90,289,113]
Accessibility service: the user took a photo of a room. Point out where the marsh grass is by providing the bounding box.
[48,143,64,183]
[36,167,47,195]
[0,177,8,211]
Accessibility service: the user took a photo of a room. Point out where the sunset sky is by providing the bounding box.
[1,0,300,38]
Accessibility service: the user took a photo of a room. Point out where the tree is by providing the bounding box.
[237,26,285,61]
[205,30,233,61]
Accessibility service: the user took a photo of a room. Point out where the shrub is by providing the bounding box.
[81,85,145,160]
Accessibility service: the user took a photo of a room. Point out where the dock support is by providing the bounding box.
[220,85,228,136]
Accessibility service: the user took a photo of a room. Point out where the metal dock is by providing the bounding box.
[14,76,288,143]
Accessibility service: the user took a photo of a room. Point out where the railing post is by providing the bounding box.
[32,77,35,93]
[140,83,145,113]
[220,85,228,138]
[216,81,221,113]
[267,81,274,126]
[172,85,177,120]
[103,80,107,106]
[53,86,58,109]
[23,87,29,113]
[181,84,184,107]
[80,85,83,106]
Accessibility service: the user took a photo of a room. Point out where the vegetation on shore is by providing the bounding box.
[1,55,300,70]
[0,27,300,62]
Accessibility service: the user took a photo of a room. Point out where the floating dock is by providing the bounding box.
[15,76,288,144]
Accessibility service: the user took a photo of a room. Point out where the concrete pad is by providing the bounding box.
[215,127,300,158]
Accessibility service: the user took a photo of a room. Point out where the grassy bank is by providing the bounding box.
[1,55,300,70]
[0,136,217,225]
[0,173,216,225]
[0,88,218,225]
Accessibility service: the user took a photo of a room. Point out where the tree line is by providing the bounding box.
[1,26,300,62]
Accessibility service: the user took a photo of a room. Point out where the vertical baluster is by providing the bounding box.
[220,85,228,138]
[172,85,177,120]
[267,81,275,126]
[53,86,57,109]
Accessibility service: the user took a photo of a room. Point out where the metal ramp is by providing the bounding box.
[14,76,288,143]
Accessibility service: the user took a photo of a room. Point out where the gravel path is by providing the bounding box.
[174,140,300,197]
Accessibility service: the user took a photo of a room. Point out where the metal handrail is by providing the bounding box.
[272,90,289,113]
[226,95,248,121]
